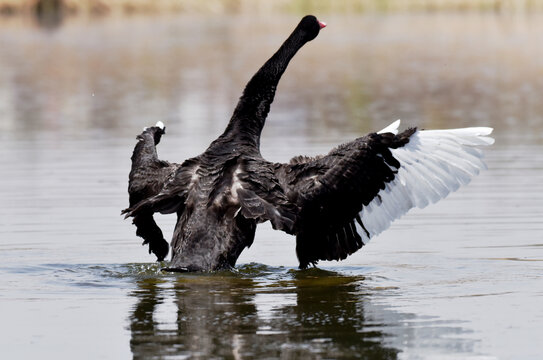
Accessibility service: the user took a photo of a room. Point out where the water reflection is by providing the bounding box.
[129,267,400,359]
[2,12,542,360]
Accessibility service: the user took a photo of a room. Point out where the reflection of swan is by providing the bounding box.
[129,278,167,350]
[123,15,493,272]
[128,268,402,359]
[129,273,259,359]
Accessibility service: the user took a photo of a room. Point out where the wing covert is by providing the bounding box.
[276,121,493,268]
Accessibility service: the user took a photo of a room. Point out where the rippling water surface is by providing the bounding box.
[1,13,542,359]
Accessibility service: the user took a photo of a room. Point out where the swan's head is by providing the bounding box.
[297,15,326,42]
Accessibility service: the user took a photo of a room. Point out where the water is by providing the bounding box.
[1,12,542,359]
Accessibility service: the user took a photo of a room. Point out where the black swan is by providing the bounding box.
[123,15,494,271]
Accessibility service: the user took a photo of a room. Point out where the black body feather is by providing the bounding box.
[123,16,416,271]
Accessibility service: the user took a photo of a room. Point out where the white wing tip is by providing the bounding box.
[143,121,165,131]
[419,126,495,146]
[477,127,495,145]
[378,119,401,135]
[473,127,493,135]
[358,124,494,243]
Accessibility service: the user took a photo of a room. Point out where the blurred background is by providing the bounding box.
[1,0,542,143]
[1,2,542,359]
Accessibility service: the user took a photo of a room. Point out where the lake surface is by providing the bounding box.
[1,12,542,359]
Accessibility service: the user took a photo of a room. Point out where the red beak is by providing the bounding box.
[318,20,327,29]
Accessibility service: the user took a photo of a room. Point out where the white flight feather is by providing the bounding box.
[358,122,493,242]
[377,119,401,135]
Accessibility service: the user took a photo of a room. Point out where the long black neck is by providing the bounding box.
[219,29,308,148]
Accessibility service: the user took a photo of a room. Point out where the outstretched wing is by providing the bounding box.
[123,156,199,218]
[125,122,180,260]
[128,122,177,206]
[276,121,494,268]
[359,126,494,240]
